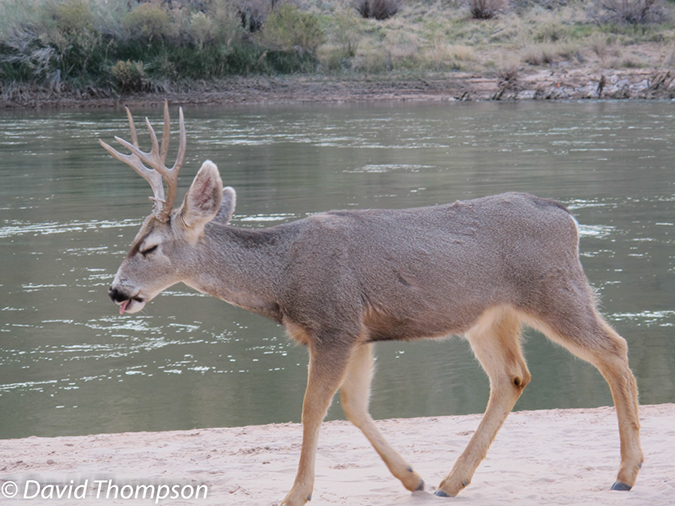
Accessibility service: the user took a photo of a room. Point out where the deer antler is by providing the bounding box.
[99,100,186,223]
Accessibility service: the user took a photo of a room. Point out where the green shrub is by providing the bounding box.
[258,4,324,54]
[318,45,350,73]
[206,0,244,45]
[189,12,217,49]
[222,42,270,73]
[122,3,171,42]
[53,0,95,34]
[111,59,146,92]
[330,8,361,58]
[56,6,107,82]
[318,8,363,72]
[353,39,389,73]
[264,49,320,73]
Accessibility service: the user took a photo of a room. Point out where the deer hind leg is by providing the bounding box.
[339,342,425,493]
[520,303,643,491]
[281,331,356,506]
[435,306,530,497]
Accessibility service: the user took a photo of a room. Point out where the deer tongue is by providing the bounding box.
[119,300,130,315]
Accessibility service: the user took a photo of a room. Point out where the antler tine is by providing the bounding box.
[144,115,162,162]
[160,100,170,164]
[174,107,187,171]
[154,106,186,221]
[124,106,139,148]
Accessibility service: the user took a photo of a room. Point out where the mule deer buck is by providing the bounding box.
[100,103,643,504]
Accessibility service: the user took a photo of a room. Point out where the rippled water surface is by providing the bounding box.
[1,101,673,439]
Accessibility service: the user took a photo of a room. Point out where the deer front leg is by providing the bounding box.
[281,334,355,506]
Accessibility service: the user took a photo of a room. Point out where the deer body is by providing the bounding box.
[133,193,577,341]
[101,105,643,505]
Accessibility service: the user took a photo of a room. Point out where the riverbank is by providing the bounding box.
[2,68,675,109]
[1,404,673,505]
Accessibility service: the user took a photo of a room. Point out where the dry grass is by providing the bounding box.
[313,0,675,74]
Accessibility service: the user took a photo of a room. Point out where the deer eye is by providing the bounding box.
[140,245,158,257]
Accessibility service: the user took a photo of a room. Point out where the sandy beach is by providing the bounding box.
[1,403,673,505]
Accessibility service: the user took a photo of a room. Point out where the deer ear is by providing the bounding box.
[179,160,223,230]
[213,187,236,225]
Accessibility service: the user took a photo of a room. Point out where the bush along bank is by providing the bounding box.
[0,0,324,98]
[1,0,675,102]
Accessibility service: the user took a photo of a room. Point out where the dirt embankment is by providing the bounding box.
[2,68,674,109]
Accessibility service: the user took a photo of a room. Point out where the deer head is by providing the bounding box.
[100,102,233,314]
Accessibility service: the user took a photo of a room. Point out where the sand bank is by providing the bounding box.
[1,403,673,505]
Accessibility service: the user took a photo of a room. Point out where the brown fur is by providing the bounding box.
[101,108,643,506]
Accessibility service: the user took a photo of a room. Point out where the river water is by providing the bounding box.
[0,101,673,439]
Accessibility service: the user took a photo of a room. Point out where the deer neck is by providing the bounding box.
[182,224,291,322]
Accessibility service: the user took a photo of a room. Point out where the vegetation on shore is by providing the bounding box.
[1,0,674,99]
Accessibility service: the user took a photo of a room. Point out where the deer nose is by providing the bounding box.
[108,286,128,304]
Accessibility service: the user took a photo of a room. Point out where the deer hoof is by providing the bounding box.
[433,490,450,497]
[610,482,632,491]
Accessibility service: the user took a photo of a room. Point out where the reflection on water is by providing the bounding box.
[1,101,673,439]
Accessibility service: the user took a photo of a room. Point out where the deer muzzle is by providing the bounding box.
[108,285,145,315]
